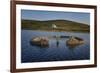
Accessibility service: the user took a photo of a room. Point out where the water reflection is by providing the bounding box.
[56,40,59,47]
[22,30,90,62]
[67,44,80,49]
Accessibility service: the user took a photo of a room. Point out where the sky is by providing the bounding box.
[21,9,90,25]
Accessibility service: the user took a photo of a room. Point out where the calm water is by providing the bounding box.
[21,30,90,63]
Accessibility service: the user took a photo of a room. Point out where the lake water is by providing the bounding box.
[21,30,90,63]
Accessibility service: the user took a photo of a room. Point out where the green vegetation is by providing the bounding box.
[21,19,90,33]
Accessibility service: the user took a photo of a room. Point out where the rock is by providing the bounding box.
[66,36,84,45]
[30,37,49,47]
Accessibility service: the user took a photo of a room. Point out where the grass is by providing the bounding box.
[21,19,90,33]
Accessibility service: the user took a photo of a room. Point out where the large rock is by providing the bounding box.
[66,36,84,45]
[30,37,49,47]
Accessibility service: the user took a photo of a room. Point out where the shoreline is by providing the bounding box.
[22,29,90,33]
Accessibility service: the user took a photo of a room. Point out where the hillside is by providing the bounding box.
[21,19,90,32]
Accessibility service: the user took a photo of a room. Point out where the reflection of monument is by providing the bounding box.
[55,36,60,47]
[52,24,59,47]
[56,39,59,47]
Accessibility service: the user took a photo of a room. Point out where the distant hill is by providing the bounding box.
[21,19,90,32]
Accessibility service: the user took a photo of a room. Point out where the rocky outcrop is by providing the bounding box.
[30,36,84,48]
[30,37,49,47]
[66,36,84,45]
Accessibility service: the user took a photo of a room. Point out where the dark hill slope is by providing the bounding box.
[21,19,90,32]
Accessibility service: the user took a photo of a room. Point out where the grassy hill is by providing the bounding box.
[21,19,90,32]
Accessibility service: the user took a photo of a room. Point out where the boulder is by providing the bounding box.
[66,36,84,45]
[30,37,49,47]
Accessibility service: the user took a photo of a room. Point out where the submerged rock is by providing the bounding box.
[30,37,49,47]
[66,36,84,46]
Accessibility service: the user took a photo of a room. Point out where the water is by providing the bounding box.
[21,30,90,63]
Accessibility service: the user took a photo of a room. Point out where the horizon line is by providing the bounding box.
[21,18,89,25]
